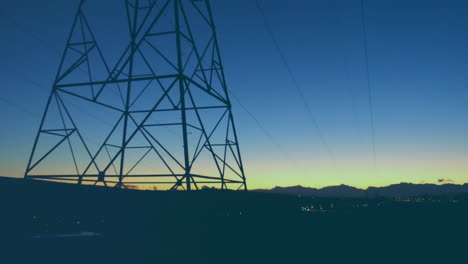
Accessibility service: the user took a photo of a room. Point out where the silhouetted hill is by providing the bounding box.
[367,183,468,197]
[257,184,365,197]
[2,176,468,264]
[3,176,468,198]
[254,183,468,198]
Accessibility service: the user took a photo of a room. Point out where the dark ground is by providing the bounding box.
[1,176,467,264]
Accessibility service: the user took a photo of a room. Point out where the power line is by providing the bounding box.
[360,0,377,167]
[0,96,38,118]
[0,13,142,137]
[254,0,336,164]
[0,11,61,56]
[228,89,296,164]
[0,91,105,150]
[337,11,362,142]
[153,4,297,164]
[3,4,294,172]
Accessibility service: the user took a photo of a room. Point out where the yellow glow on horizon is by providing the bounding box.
[5,153,468,190]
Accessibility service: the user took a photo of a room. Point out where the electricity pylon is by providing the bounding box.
[25,0,247,191]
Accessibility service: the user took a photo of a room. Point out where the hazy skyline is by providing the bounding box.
[1,0,468,189]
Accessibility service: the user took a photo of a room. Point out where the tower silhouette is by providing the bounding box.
[25,0,247,191]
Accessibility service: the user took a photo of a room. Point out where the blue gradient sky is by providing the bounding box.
[1,0,468,188]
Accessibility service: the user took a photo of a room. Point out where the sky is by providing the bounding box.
[0,0,468,189]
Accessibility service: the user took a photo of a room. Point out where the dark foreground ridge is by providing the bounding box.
[1,177,467,264]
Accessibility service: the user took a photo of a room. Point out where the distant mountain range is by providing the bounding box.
[2,176,467,198]
[253,183,468,198]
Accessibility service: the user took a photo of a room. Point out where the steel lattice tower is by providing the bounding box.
[25,0,247,191]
